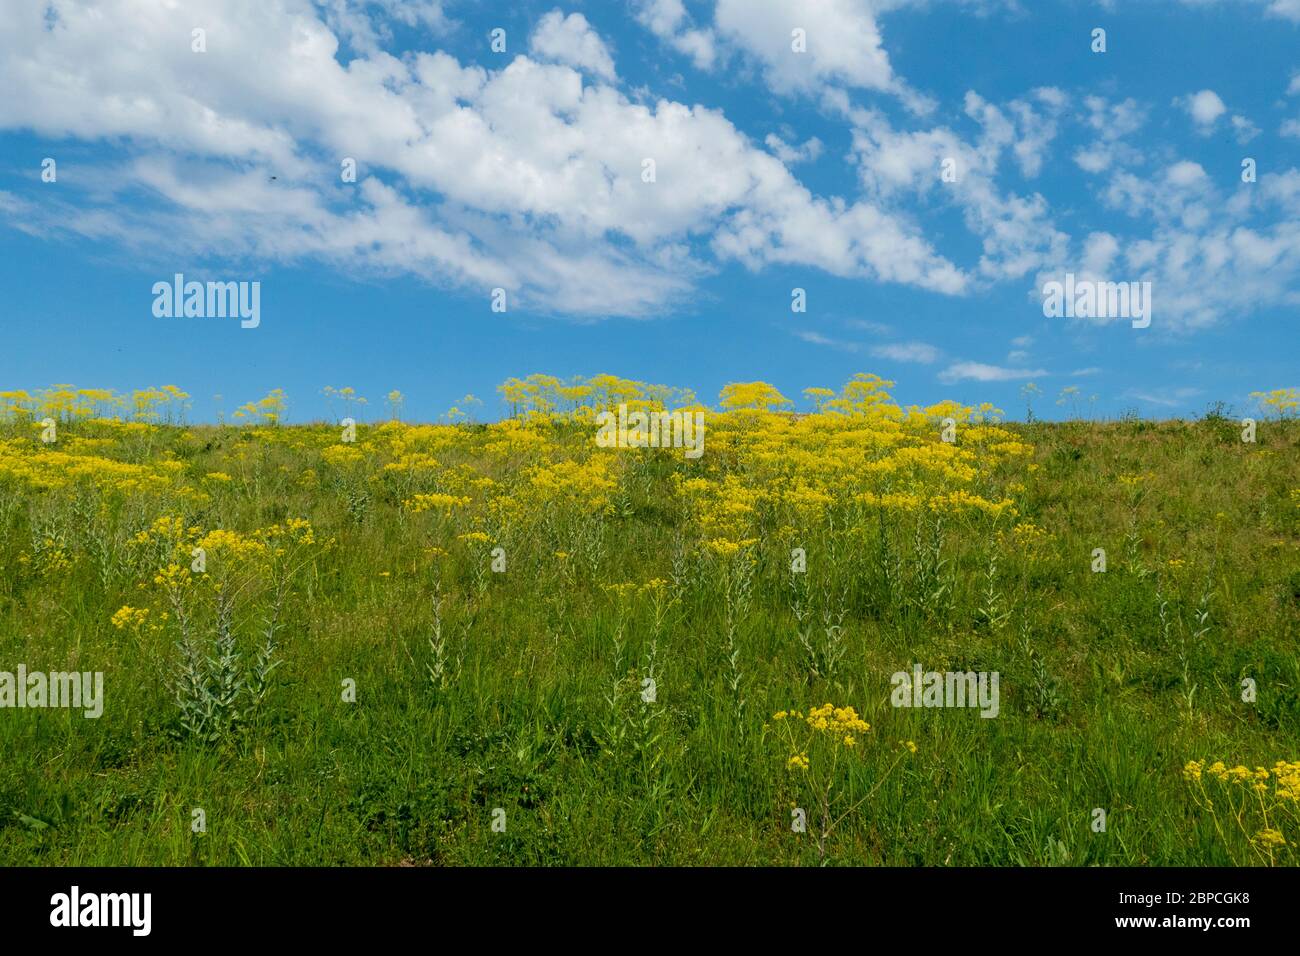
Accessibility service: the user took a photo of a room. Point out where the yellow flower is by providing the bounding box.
[198,528,269,563]
[153,563,192,590]
[405,492,471,514]
[1255,829,1286,849]
[111,605,149,630]
[705,538,742,558]
[787,753,810,772]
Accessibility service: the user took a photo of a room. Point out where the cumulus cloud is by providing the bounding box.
[6,0,1300,333]
[765,133,824,165]
[1230,114,1261,143]
[1180,89,1227,129]
[713,0,927,108]
[1172,89,1258,141]
[0,0,967,316]
[317,0,453,54]
[635,0,717,70]
[848,88,1070,284]
[1166,160,1208,187]
[1284,72,1300,137]
[1038,133,1300,331]
[530,10,617,82]
[1073,95,1147,174]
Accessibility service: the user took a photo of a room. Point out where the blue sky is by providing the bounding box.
[1,0,1298,422]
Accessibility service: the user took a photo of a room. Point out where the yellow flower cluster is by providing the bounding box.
[404,492,471,513]
[1250,387,1300,418]
[1184,759,1300,799]
[110,605,150,630]
[0,384,189,422]
[1255,828,1287,848]
[1184,758,1300,863]
[260,517,316,547]
[773,704,871,743]
[525,457,617,513]
[805,703,872,736]
[0,443,180,494]
[198,528,269,562]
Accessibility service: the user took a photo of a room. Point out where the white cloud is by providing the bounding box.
[938,362,1047,384]
[1073,147,1111,174]
[1073,95,1147,175]
[7,0,1299,334]
[1230,114,1261,143]
[530,10,617,82]
[1179,89,1227,130]
[635,0,717,70]
[848,91,1070,283]
[1084,95,1148,139]
[1174,0,1300,22]
[796,330,859,351]
[1007,88,1069,177]
[1283,72,1300,137]
[844,318,894,335]
[1167,161,1208,187]
[0,0,969,317]
[317,0,453,54]
[714,0,899,99]
[1123,387,1202,408]
[765,133,824,165]
[1043,144,1300,330]
[1176,91,1258,145]
[870,341,940,363]
[1267,0,1300,21]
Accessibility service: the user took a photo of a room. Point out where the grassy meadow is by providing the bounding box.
[1,376,1298,866]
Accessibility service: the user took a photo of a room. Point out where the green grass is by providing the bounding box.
[1,412,1297,866]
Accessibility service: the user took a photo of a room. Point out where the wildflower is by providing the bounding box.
[405,492,471,514]
[111,606,149,630]
[1255,829,1287,849]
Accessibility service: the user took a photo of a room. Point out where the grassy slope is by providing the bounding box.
[1,414,1297,866]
